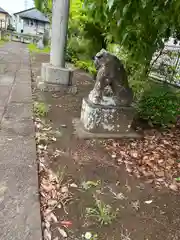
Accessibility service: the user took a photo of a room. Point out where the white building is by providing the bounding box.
[13,8,50,35]
[0,7,11,29]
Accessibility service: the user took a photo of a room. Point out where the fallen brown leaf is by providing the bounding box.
[103,128,180,191]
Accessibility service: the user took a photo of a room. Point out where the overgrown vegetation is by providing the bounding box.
[84,0,180,79]
[28,43,50,54]
[35,0,107,73]
[137,83,180,127]
[0,38,9,45]
[34,102,49,117]
[86,198,117,225]
[81,180,101,190]
[34,0,180,77]
[0,40,5,45]
[34,0,180,127]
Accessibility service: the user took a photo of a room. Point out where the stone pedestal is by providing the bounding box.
[73,98,141,139]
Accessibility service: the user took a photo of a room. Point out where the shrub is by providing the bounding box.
[34,102,49,117]
[65,36,97,75]
[67,36,97,61]
[74,60,96,75]
[130,79,150,101]
[42,30,49,46]
[28,43,50,53]
[137,83,180,126]
[65,44,77,62]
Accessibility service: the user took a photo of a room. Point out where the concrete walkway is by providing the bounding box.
[0,43,42,240]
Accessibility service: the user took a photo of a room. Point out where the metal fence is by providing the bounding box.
[150,44,180,87]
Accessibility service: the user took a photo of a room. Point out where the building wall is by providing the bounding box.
[12,15,23,32]
[13,14,50,36]
[0,12,9,29]
[23,19,49,35]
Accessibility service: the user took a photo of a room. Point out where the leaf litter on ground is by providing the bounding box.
[34,117,73,240]
[103,128,180,191]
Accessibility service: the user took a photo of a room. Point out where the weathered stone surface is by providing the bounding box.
[4,103,32,119]
[0,133,36,165]
[0,64,7,74]
[0,86,11,106]
[37,76,71,92]
[0,75,14,86]
[37,0,73,94]
[1,118,34,136]
[0,63,18,74]
[0,163,42,240]
[91,49,133,106]
[50,0,70,67]
[73,118,141,139]
[0,106,4,122]
[9,83,32,103]
[16,72,31,83]
[75,50,139,139]
[80,98,135,133]
[0,42,42,240]
[41,62,72,85]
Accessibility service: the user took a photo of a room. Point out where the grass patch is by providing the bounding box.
[28,43,50,54]
[0,40,7,45]
[81,180,101,190]
[86,197,118,225]
[56,166,67,185]
[34,102,49,118]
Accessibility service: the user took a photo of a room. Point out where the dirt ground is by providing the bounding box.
[31,52,180,240]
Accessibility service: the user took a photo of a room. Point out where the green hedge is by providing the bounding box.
[137,83,180,126]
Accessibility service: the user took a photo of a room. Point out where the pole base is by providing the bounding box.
[36,62,73,91]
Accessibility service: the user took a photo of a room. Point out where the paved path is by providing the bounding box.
[0,42,42,240]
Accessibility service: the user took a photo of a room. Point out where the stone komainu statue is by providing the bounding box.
[91,49,133,106]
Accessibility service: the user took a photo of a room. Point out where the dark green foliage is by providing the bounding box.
[74,60,96,75]
[43,30,49,46]
[65,45,77,63]
[130,79,150,101]
[65,37,96,74]
[84,0,180,80]
[35,0,107,71]
[137,83,180,126]
[34,0,52,17]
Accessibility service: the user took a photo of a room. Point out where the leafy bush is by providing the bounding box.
[65,43,78,63]
[74,60,96,75]
[130,79,150,101]
[65,36,97,75]
[34,102,49,117]
[42,30,49,46]
[28,43,50,53]
[137,83,180,126]
[66,37,82,62]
